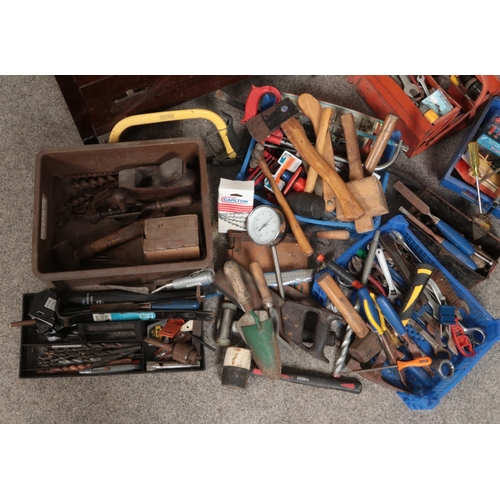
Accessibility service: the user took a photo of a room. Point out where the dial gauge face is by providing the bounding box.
[247,206,284,245]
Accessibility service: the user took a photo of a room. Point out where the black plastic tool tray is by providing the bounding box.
[18,293,206,378]
[394,187,500,289]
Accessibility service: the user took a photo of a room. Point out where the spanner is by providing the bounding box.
[375,248,401,302]
[408,318,452,360]
[459,323,487,345]
[399,75,421,100]
[389,230,422,264]
[416,75,431,97]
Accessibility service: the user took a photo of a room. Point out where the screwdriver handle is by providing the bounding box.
[396,356,432,371]
[150,299,201,310]
[375,295,406,336]
[468,141,480,177]
[439,239,478,271]
[398,263,434,326]
[326,260,362,289]
[434,219,475,256]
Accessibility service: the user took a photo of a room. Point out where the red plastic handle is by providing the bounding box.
[450,319,476,357]
[241,85,282,123]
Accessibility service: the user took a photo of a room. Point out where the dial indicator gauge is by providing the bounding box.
[246,206,286,246]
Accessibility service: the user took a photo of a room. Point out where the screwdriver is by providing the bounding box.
[468,141,483,214]
[348,356,455,379]
[399,207,478,271]
[394,181,477,256]
[348,356,432,374]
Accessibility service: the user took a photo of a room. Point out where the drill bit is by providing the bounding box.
[333,301,360,377]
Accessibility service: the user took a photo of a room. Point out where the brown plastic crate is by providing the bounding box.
[32,137,212,289]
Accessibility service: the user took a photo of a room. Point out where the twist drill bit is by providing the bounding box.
[333,301,361,377]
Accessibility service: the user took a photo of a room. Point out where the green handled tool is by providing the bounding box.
[223,260,281,381]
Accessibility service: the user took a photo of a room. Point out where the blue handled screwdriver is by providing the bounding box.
[399,207,478,271]
[394,181,476,256]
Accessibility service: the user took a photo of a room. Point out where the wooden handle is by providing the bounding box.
[281,117,365,221]
[315,108,336,210]
[317,273,369,338]
[299,94,322,194]
[315,230,350,240]
[304,107,334,193]
[341,113,364,181]
[298,94,336,211]
[74,220,144,261]
[249,261,273,306]
[223,260,253,312]
[257,157,314,256]
[364,114,398,175]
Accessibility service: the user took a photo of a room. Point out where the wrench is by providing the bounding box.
[408,318,452,359]
[375,248,401,302]
[416,75,431,97]
[399,75,421,99]
[459,323,487,345]
[389,230,422,264]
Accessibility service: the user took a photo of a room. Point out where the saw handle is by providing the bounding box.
[223,260,253,313]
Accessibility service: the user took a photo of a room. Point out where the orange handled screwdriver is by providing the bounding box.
[348,356,455,379]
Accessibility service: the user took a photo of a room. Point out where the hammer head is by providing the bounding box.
[245,97,300,142]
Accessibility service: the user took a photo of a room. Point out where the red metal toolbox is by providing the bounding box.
[347,75,500,157]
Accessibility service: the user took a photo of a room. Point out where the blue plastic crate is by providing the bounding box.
[440,95,500,219]
[312,215,500,410]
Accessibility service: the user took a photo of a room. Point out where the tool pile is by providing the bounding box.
[207,84,499,409]
[13,79,500,410]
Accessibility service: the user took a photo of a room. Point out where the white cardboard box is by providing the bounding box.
[218,178,254,233]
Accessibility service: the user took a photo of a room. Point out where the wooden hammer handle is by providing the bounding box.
[341,113,364,181]
[223,260,253,312]
[364,114,399,175]
[257,157,314,256]
[249,261,273,306]
[281,117,365,221]
[304,107,334,193]
[317,273,369,338]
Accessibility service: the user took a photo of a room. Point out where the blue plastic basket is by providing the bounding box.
[312,215,500,410]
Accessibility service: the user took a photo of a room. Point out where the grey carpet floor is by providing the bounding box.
[1,75,499,424]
